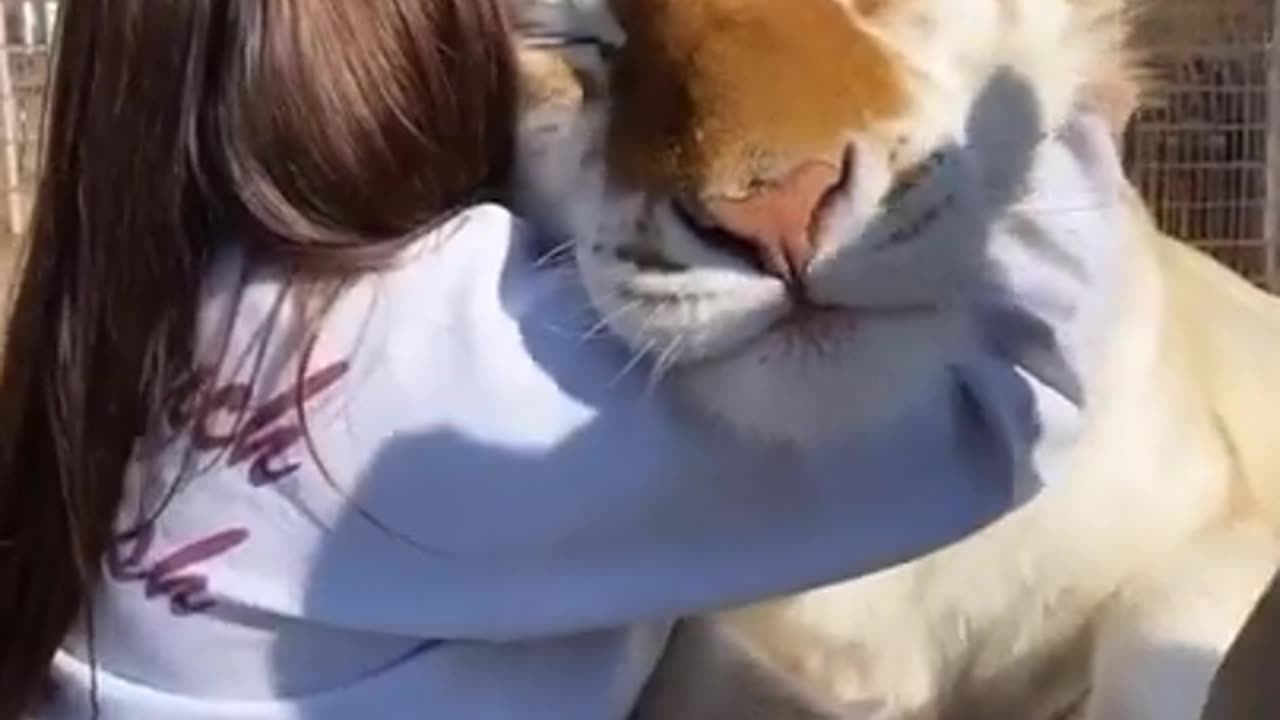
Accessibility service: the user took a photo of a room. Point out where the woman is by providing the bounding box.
[0,1,1128,718]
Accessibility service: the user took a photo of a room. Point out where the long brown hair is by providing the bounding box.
[0,1,516,716]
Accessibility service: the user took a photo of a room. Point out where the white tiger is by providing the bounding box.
[511,0,1280,717]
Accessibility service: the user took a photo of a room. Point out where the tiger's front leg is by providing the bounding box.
[633,619,874,720]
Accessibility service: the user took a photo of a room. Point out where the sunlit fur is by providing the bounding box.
[513,0,1280,717]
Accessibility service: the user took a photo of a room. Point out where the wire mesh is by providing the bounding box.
[1123,0,1279,288]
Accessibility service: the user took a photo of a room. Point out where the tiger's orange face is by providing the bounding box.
[513,0,1133,444]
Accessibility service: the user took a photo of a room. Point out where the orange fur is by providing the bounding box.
[605,0,908,200]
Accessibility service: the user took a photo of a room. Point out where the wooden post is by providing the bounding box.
[1265,0,1280,290]
[0,3,24,240]
[1201,568,1280,719]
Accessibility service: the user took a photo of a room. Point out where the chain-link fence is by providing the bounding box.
[1124,0,1280,289]
[0,1,1277,290]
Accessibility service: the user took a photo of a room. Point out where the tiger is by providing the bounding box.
[509,0,1280,717]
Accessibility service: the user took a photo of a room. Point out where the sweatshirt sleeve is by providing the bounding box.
[276,205,1017,643]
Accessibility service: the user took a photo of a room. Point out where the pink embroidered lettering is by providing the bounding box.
[112,355,351,616]
[109,522,250,617]
[150,358,351,487]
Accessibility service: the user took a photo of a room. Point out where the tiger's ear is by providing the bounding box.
[1080,63,1141,139]
[1075,0,1144,139]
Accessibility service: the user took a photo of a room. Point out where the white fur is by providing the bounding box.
[512,0,1280,717]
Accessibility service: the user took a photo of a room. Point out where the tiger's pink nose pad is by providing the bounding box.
[704,159,844,281]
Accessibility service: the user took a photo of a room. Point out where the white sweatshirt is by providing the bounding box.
[41,112,1126,720]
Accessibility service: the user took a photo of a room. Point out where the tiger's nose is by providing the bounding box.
[703,159,844,281]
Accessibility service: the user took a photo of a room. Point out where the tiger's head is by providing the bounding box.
[512,0,1136,446]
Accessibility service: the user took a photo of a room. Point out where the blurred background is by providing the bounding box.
[0,0,1274,289]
